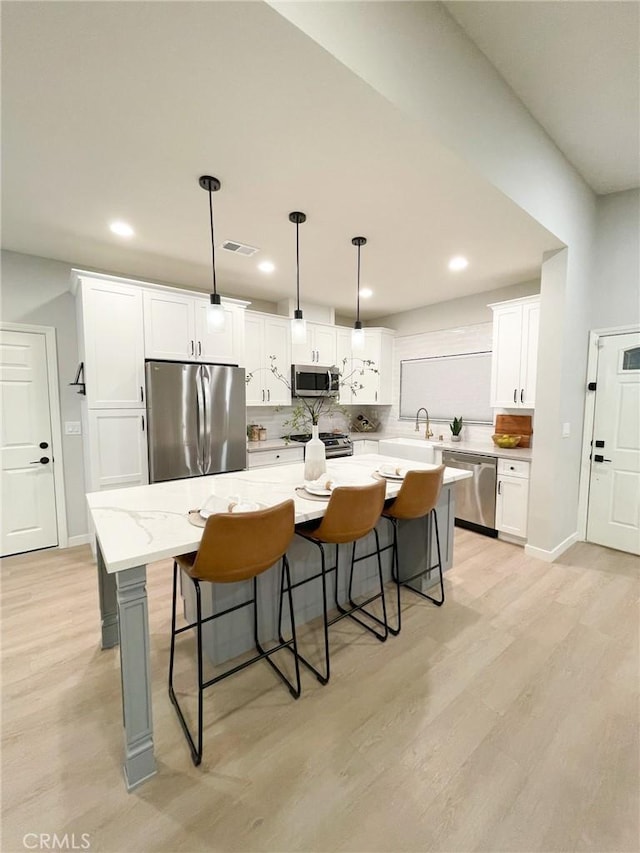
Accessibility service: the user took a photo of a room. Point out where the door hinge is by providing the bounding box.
[587,381,597,391]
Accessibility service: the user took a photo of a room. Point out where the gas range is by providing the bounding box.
[287,432,353,458]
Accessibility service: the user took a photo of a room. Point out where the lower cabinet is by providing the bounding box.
[247,446,304,468]
[352,439,379,455]
[85,408,149,490]
[495,458,530,538]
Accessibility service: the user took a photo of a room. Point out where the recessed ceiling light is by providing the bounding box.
[448,255,468,271]
[258,260,275,273]
[109,221,134,238]
[359,287,373,298]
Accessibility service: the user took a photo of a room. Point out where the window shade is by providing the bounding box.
[399,351,493,424]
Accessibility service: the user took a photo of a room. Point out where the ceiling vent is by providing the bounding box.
[221,240,259,257]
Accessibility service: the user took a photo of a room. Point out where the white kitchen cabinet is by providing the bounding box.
[351,328,394,406]
[291,322,337,367]
[144,290,244,365]
[335,327,354,404]
[247,446,304,468]
[489,296,540,408]
[352,439,379,455]
[495,458,530,538]
[77,277,146,408]
[244,312,291,406]
[85,408,149,490]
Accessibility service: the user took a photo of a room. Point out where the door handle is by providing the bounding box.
[267,389,270,402]
[30,457,50,464]
[262,389,265,402]
[593,454,612,463]
[513,388,517,404]
[520,389,524,403]
[141,415,145,431]
[197,341,202,357]
[140,385,144,403]
[498,480,502,494]
[189,340,194,357]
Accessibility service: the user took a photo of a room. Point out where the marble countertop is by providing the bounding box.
[247,433,531,460]
[87,454,471,574]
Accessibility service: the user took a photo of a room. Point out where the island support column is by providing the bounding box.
[115,565,157,790]
[96,541,157,790]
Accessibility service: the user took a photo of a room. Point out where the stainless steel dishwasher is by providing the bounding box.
[442,450,498,537]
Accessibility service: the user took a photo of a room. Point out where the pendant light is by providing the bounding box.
[289,211,307,344]
[199,175,225,332]
[351,236,367,350]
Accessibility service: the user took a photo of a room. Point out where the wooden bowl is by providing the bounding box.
[492,434,522,448]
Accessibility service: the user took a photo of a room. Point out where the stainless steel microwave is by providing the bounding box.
[291,364,340,397]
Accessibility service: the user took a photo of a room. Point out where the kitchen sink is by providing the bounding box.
[378,437,438,464]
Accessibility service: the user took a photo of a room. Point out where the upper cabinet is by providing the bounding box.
[489,296,540,409]
[291,322,337,367]
[76,276,146,408]
[244,312,291,406]
[336,327,394,406]
[143,291,244,365]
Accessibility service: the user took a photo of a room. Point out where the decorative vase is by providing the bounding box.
[304,424,327,481]
[451,434,462,442]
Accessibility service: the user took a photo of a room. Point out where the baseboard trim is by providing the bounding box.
[66,534,92,548]
[525,532,579,563]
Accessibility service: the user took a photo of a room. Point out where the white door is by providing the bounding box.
[587,332,640,554]
[143,290,194,361]
[83,279,146,407]
[244,314,266,405]
[519,300,540,408]
[313,324,337,366]
[264,315,291,405]
[0,330,58,556]
[495,475,529,538]
[87,409,149,489]
[490,304,522,407]
[194,300,238,364]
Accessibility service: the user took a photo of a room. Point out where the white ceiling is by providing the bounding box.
[2,2,565,319]
[445,1,640,195]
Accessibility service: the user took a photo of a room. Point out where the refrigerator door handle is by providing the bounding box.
[201,364,211,474]
[195,366,204,474]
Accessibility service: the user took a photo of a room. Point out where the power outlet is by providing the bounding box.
[562,422,571,438]
[65,422,82,435]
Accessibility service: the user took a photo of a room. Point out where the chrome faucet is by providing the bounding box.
[415,407,433,439]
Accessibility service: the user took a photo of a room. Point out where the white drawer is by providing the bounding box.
[247,447,304,468]
[497,458,530,478]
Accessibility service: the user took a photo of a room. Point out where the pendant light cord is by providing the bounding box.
[208,189,217,296]
[356,242,361,323]
[295,220,300,312]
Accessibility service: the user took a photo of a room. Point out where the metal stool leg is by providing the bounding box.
[255,561,301,698]
[397,510,445,608]
[338,530,389,642]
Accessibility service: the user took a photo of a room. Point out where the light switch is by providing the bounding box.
[562,422,570,438]
[65,422,82,435]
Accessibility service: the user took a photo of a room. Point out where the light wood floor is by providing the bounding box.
[1,531,638,853]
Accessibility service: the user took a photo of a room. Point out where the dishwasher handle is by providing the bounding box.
[443,450,497,468]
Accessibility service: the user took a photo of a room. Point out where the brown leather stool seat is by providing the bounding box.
[168,499,300,766]
[278,479,388,685]
[382,465,446,635]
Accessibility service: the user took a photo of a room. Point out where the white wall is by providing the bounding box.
[375,279,540,336]
[271,1,598,556]
[1,250,87,538]
[591,189,640,328]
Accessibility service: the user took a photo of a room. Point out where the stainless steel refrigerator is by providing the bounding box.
[145,361,246,483]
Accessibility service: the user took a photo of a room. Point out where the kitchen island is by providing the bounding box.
[87,454,471,791]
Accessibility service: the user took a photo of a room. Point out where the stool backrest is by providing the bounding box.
[311,479,386,544]
[384,466,445,520]
[192,499,295,583]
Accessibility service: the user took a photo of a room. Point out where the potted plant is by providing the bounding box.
[450,416,463,442]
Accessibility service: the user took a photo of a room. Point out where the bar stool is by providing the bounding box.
[168,499,300,766]
[383,465,446,635]
[279,479,388,685]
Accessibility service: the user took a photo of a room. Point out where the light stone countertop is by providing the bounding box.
[247,433,532,461]
[87,454,471,573]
